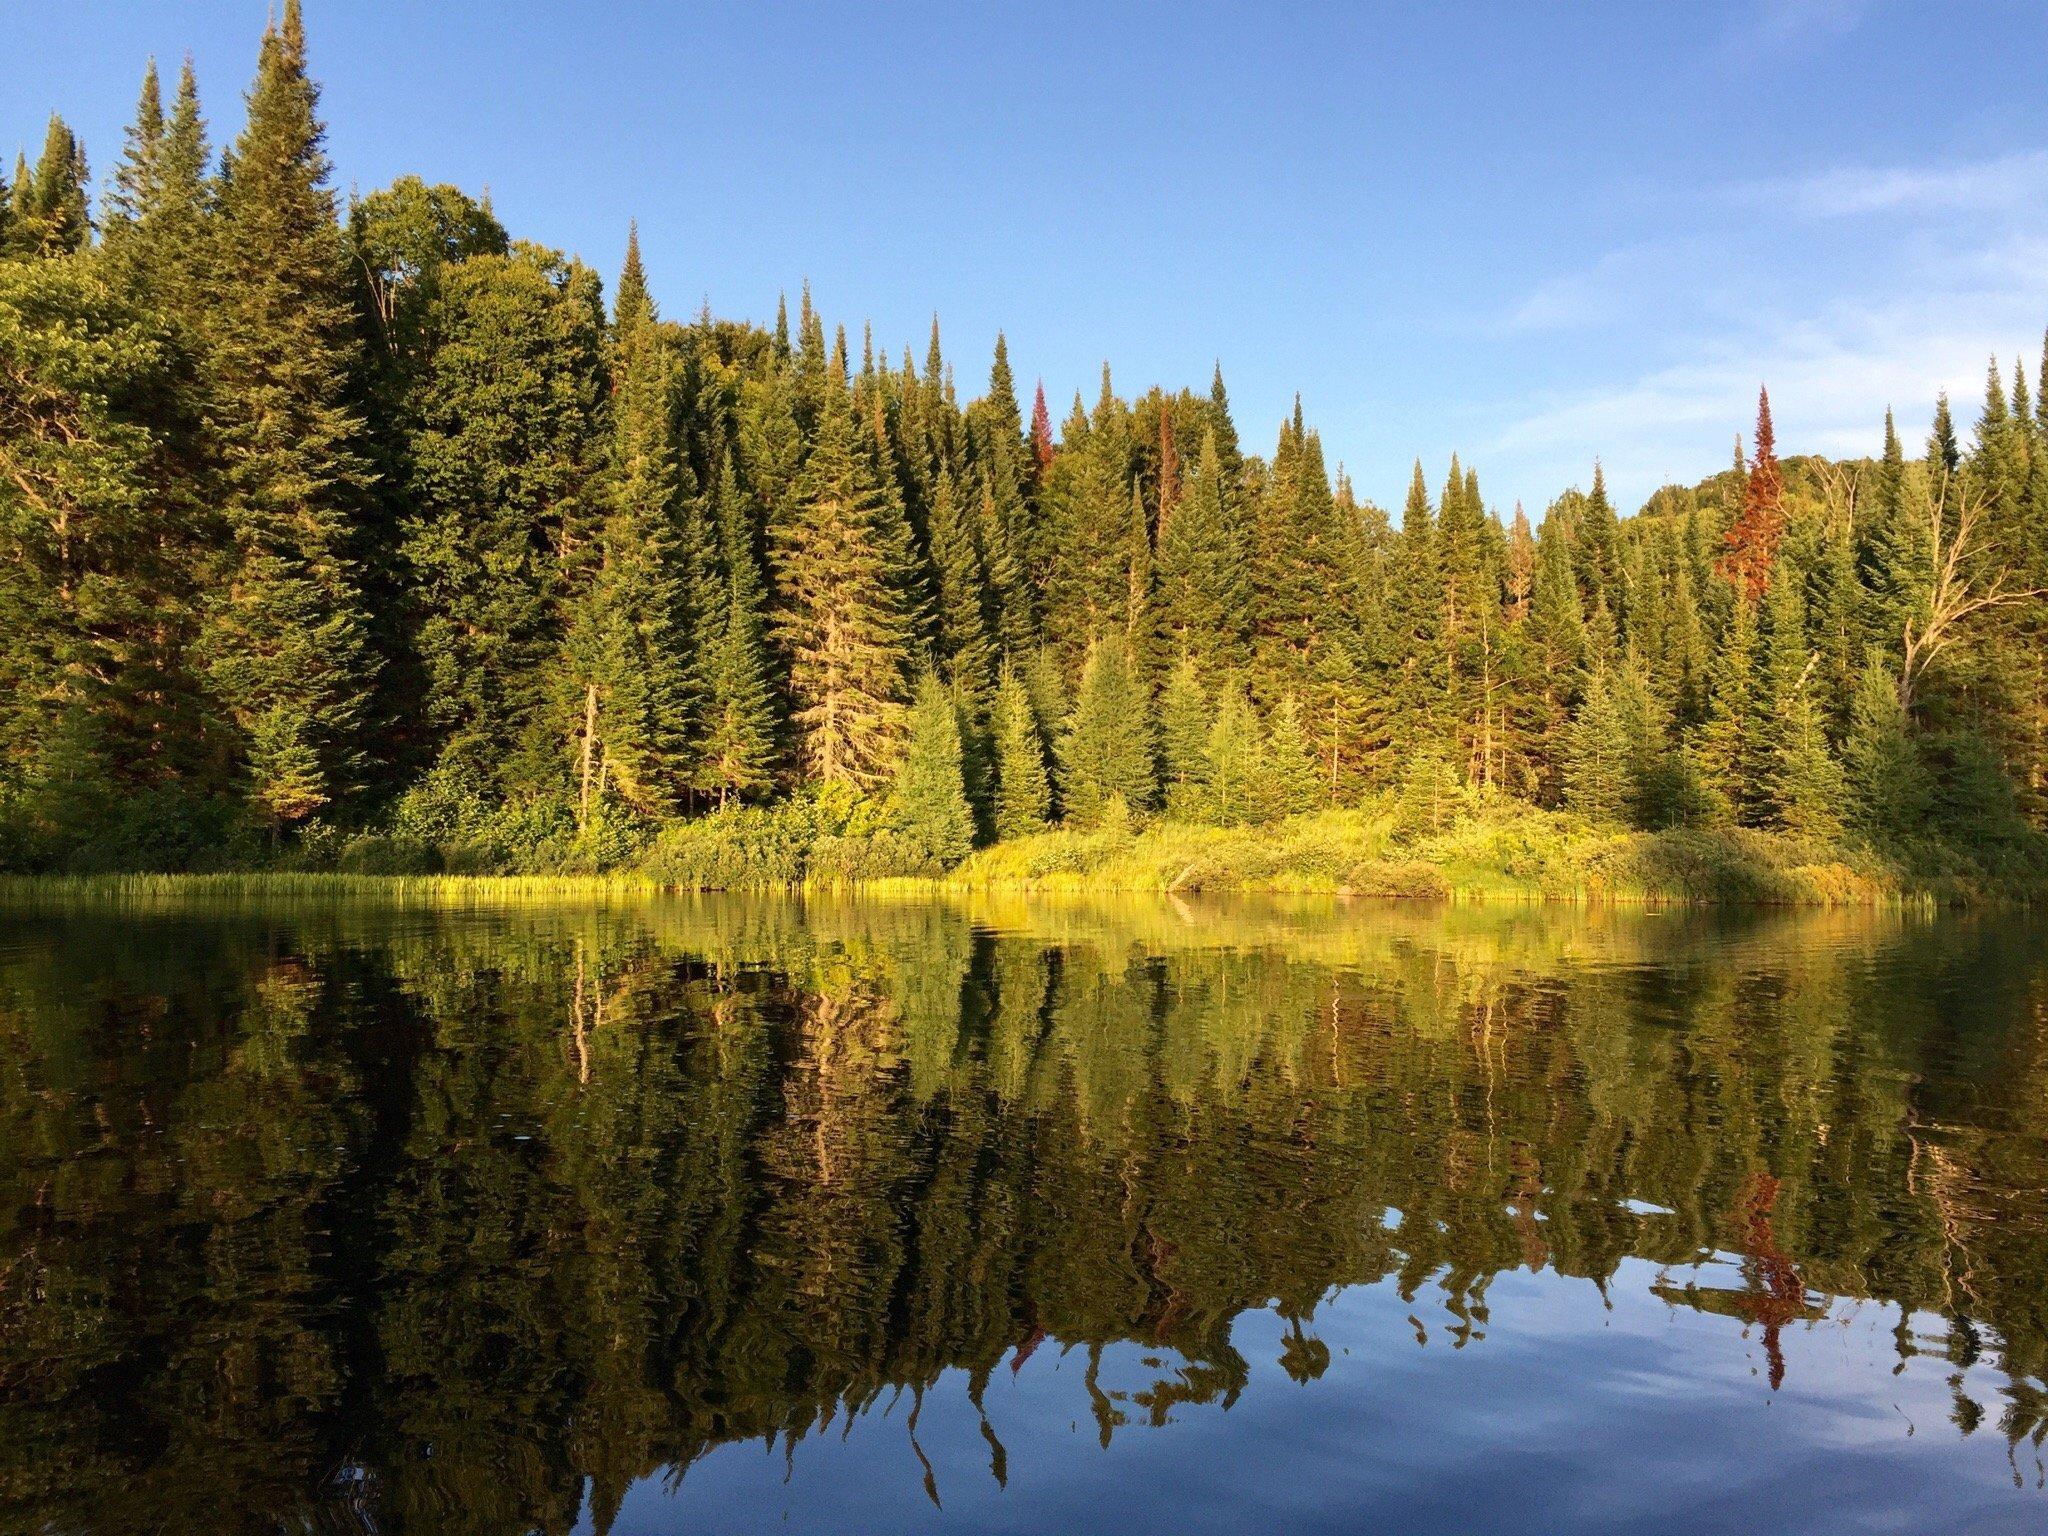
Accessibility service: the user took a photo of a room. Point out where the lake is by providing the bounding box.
[0,889,2043,1534]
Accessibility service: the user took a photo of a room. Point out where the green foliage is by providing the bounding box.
[1843,660,1926,837]
[1058,630,1155,825]
[889,672,976,871]
[3,2,2046,891]
[991,665,1051,839]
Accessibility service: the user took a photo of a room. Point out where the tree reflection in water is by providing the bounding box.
[0,891,2044,1533]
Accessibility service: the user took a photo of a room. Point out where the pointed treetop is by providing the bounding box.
[108,58,166,228]
[612,223,657,337]
[925,314,943,380]
[1030,381,1055,475]
[773,291,790,355]
[1403,459,1432,531]
[1982,356,2008,425]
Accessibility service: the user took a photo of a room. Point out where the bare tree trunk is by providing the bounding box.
[577,682,599,835]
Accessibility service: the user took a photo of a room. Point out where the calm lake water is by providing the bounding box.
[0,891,2044,1535]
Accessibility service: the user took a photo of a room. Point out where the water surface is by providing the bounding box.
[1,891,2044,1534]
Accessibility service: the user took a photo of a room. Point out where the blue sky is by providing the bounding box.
[11,1,2048,516]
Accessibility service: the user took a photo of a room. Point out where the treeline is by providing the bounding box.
[4,2,2046,875]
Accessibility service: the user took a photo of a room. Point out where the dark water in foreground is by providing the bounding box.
[0,891,2044,1535]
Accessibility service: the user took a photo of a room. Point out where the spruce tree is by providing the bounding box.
[1720,387,1785,602]
[890,670,975,870]
[1157,653,1211,819]
[203,1,376,829]
[13,116,91,257]
[1842,659,1926,838]
[1202,681,1263,827]
[991,663,1050,839]
[772,391,911,790]
[1254,695,1321,823]
[1154,426,1247,677]
[1058,629,1154,824]
[696,458,780,806]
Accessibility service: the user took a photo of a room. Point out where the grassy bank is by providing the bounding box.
[936,804,2045,906]
[8,799,2040,909]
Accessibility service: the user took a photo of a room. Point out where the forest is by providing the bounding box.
[4,2,2047,887]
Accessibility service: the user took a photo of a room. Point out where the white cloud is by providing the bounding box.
[1757,150,2048,218]
[1481,143,2048,510]
[1489,262,2048,510]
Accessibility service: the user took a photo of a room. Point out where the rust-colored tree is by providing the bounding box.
[1156,408,1181,526]
[1720,387,1785,602]
[1029,380,1055,485]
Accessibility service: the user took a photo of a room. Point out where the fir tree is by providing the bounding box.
[1720,387,1786,602]
[1203,681,1263,827]
[890,671,975,870]
[1058,629,1154,824]
[1157,652,1211,818]
[203,1,376,828]
[1154,426,1247,677]
[696,458,780,806]
[991,663,1050,839]
[772,392,911,790]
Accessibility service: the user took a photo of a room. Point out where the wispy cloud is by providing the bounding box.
[1497,243,1707,334]
[1755,149,2048,218]
[1481,140,2048,509]
[1754,0,1871,46]
[1489,235,2048,509]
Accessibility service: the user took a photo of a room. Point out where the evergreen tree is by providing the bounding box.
[1842,659,1925,839]
[925,466,995,700]
[1039,376,1131,672]
[1202,681,1263,827]
[0,259,213,843]
[12,116,91,257]
[991,663,1051,839]
[1253,695,1321,822]
[1564,670,1633,825]
[102,60,164,241]
[1157,652,1211,818]
[1720,387,1786,602]
[1058,630,1154,824]
[890,671,975,869]
[772,392,910,790]
[1697,596,1762,822]
[696,458,780,806]
[1155,426,1247,677]
[203,1,376,829]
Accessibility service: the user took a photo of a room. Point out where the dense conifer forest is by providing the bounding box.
[4,3,2046,886]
